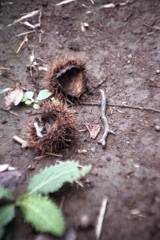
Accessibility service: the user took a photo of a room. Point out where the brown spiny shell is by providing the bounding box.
[25,101,77,155]
[44,56,87,102]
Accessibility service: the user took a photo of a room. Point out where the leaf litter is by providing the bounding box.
[4,83,24,110]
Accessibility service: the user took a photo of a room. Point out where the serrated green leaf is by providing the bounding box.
[0,185,12,200]
[28,161,92,195]
[0,227,4,239]
[16,194,65,237]
[36,89,52,101]
[33,103,40,109]
[22,91,34,102]
[0,205,15,228]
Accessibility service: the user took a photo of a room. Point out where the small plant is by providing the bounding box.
[0,161,91,239]
[21,89,53,109]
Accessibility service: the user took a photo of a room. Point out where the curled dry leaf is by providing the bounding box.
[85,123,101,139]
[4,83,24,110]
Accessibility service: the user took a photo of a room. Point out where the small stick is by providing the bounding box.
[16,30,35,37]
[0,67,10,70]
[16,35,28,54]
[95,197,108,240]
[12,135,29,148]
[90,0,95,4]
[98,89,114,147]
[8,9,40,27]
[81,102,160,114]
[143,23,160,31]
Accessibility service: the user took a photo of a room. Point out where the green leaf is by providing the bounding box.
[0,204,15,228]
[28,161,92,195]
[0,185,12,200]
[24,99,34,106]
[36,89,52,101]
[22,91,34,102]
[0,227,4,239]
[33,103,40,109]
[16,194,65,237]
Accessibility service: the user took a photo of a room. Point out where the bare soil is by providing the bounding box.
[0,0,160,240]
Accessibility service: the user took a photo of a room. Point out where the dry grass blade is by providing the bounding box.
[56,0,77,6]
[8,9,40,27]
[95,198,108,240]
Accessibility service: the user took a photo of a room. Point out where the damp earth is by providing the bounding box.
[0,0,160,240]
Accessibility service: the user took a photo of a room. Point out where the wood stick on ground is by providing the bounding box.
[16,35,28,54]
[95,197,108,240]
[12,135,29,148]
[81,102,160,114]
[98,89,114,147]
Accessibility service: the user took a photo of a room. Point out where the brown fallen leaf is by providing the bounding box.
[0,168,26,187]
[85,123,101,139]
[4,82,24,110]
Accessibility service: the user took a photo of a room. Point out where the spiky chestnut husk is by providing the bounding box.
[25,101,77,155]
[44,56,88,102]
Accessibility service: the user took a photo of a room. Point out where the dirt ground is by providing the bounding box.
[0,0,160,239]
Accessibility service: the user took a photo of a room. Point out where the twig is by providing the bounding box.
[0,108,19,116]
[8,9,40,27]
[0,67,10,70]
[90,0,95,4]
[95,197,108,240]
[98,89,114,147]
[81,102,160,114]
[16,30,35,37]
[46,152,63,157]
[94,78,106,89]
[16,35,28,54]
[143,23,160,31]
[12,135,29,148]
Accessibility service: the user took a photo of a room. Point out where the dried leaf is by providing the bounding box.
[0,169,26,187]
[4,83,24,110]
[85,123,101,139]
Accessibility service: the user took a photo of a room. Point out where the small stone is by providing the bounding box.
[1,118,7,124]
[127,54,132,59]
[128,71,133,74]
[106,157,111,161]
[156,69,160,74]
[91,147,95,152]
[25,110,32,114]
[155,125,160,131]
[79,215,92,229]
[58,44,63,49]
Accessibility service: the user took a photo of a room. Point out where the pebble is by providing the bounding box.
[25,110,32,114]
[58,44,63,49]
[91,147,95,152]
[79,215,92,229]
[106,156,111,161]
[128,71,133,74]
[127,54,132,59]
[155,125,160,131]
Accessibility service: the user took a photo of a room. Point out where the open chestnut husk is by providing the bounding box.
[25,101,77,155]
[44,56,88,102]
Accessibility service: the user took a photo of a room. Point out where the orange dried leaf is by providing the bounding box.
[85,123,101,139]
[4,83,24,110]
